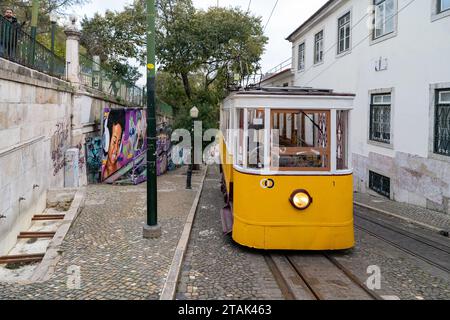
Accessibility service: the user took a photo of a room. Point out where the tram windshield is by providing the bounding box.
[230,107,349,173]
[271,110,330,171]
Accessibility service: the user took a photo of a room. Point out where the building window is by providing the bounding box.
[298,43,305,71]
[369,171,391,198]
[370,93,392,144]
[338,12,351,54]
[314,31,324,64]
[439,0,450,13]
[434,89,450,157]
[373,0,396,39]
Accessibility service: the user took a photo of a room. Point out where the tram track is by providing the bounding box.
[354,210,450,274]
[354,225,450,274]
[266,253,383,300]
[354,211,450,253]
[266,211,450,299]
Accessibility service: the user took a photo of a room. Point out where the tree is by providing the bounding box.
[156,0,200,100]
[78,0,268,130]
[80,2,145,63]
[156,0,267,101]
[79,1,146,86]
[2,0,87,59]
[1,0,88,31]
[155,0,267,130]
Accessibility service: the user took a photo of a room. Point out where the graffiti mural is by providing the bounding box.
[51,122,69,176]
[86,137,103,183]
[101,108,148,183]
[156,125,172,176]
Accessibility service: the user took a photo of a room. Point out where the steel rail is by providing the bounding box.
[355,212,450,254]
[267,253,381,300]
[355,224,450,274]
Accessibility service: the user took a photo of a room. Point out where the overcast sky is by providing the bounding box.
[72,0,328,83]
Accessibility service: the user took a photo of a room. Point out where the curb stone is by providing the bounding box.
[354,201,446,234]
[160,166,208,300]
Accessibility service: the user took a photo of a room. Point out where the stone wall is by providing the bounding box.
[0,59,74,255]
[353,152,450,215]
[0,58,137,256]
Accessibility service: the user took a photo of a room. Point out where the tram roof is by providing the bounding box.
[223,87,355,110]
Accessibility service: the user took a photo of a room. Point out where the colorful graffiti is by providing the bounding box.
[86,137,103,183]
[156,125,173,176]
[101,108,148,182]
[51,122,69,176]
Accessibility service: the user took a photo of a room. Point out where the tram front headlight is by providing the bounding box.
[290,190,312,210]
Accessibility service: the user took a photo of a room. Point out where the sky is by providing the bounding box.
[71,0,328,83]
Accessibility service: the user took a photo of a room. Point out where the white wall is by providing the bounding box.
[261,70,294,87]
[0,58,138,256]
[288,0,450,212]
[0,68,73,255]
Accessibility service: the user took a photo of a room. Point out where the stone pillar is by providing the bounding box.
[65,148,80,188]
[64,15,81,85]
[93,55,101,89]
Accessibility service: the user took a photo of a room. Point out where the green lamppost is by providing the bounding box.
[29,0,39,65]
[50,13,57,74]
[143,0,161,239]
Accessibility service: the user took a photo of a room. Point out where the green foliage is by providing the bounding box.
[155,0,267,131]
[80,1,146,86]
[79,0,266,131]
[1,1,87,59]
[1,0,88,31]
[36,27,66,57]
[107,60,142,85]
[80,3,145,63]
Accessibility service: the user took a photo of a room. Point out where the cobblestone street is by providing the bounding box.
[0,167,204,300]
[176,166,450,301]
[176,166,283,300]
[1,165,448,300]
[332,215,450,300]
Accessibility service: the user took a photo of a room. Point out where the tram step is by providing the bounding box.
[221,206,233,234]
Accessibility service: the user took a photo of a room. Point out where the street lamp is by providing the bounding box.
[186,106,199,190]
[143,0,161,239]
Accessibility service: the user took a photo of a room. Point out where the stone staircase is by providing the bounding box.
[0,194,74,282]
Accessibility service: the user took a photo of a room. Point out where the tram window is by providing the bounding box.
[337,110,349,170]
[247,109,266,169]
[221,110,228,140]
[271,110,330,171]
[225,110,230,144]
[236,109,245,166]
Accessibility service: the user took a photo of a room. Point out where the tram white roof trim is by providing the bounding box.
[223,94,354,110]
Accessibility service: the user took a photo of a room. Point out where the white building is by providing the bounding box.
[260,69,293,87]
[285,0,450,213]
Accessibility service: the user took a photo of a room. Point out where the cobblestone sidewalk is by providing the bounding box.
[354,192,450,232]
[176,166,283,300]
[0,167,205,300]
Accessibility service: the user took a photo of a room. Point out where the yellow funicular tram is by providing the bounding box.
[220,87,355,250]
